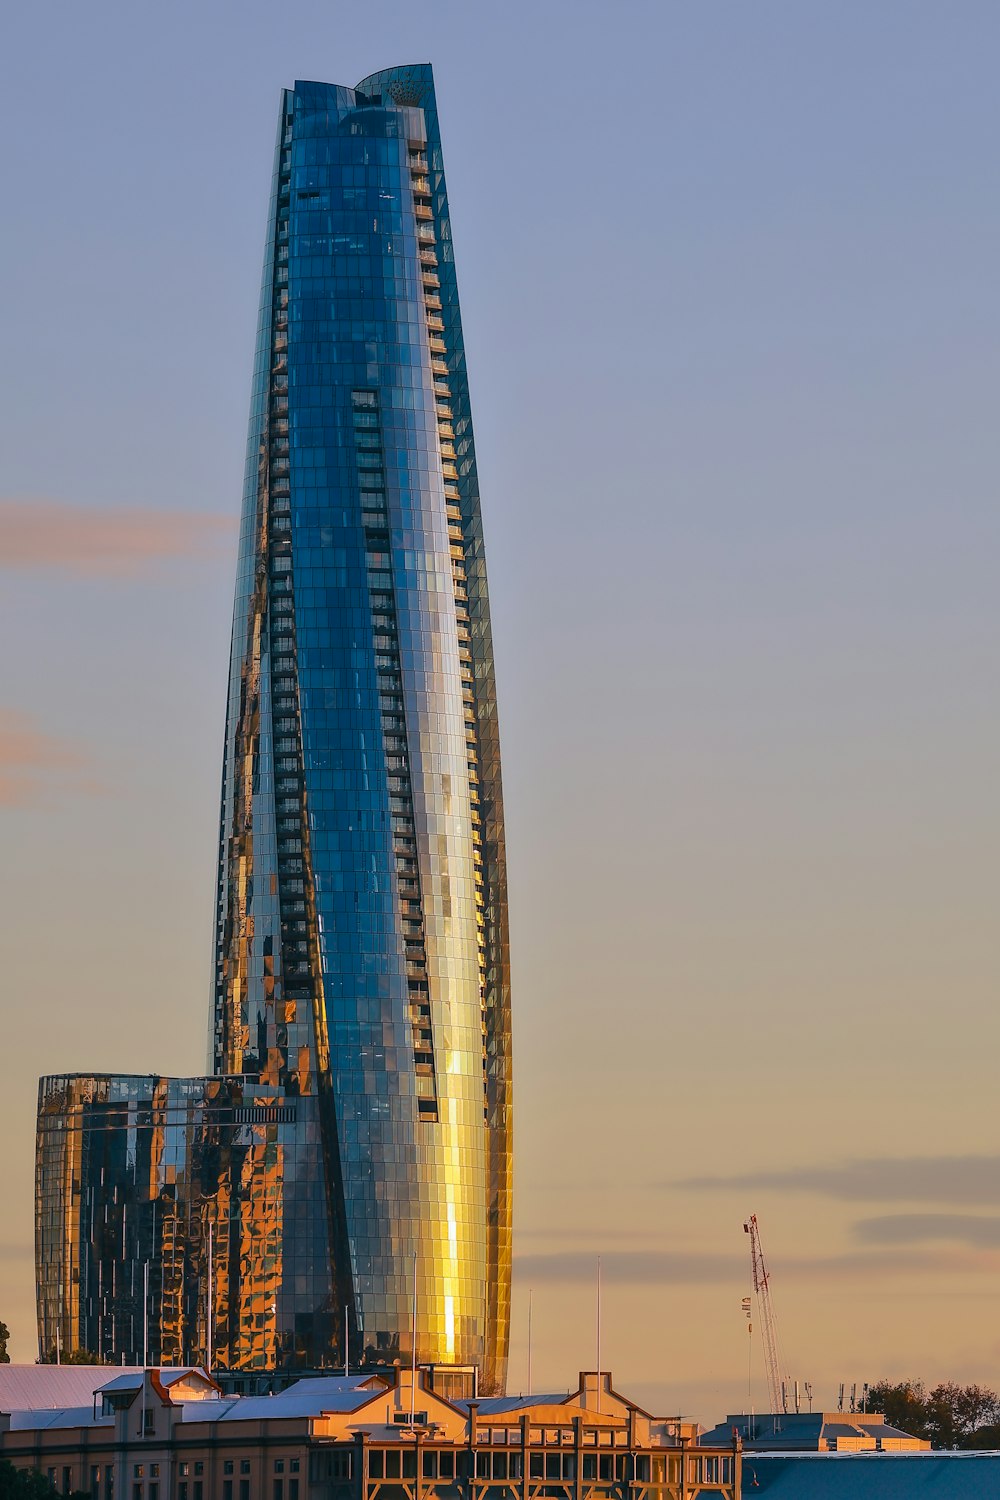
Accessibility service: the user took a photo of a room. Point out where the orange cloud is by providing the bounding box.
[0,711,94,807]
[0,498,236,576]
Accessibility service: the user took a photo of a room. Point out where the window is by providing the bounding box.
[240,1483,250,1500]
[194,1465,204,1476]
[179,1488,188,1500]
[289,1483,298,1500]
[179,1467,189,1479]
[240,1461,251,1475]
[224,1483,233,1500]
[194,1485,203,1500]
[63,1470,72,1496]
[150,1486,158,1500]
[224,1463,234,1475]
[289,1461,299,1475]
[272,1483,283,1500]
[134,1469,144,1481]
[274,1460,285,1473]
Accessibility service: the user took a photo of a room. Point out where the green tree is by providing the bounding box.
[927,1382,1000,1448]
[865,1380,933,1441]
[0,1458,89,1498]
[41,1347,106,1366]
[866,1379,1000,1449]
[0,1321,9,1363]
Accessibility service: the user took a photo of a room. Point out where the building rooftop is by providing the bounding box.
[7,1406,111,1432]
[744,1450,1000,1496]
[464,1394,571,1414]
[701,1409,928,1452]
[188,1385,379,1424]
[0,1366,144,1412]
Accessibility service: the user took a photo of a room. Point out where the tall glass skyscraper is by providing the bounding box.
[36,66,512,1393]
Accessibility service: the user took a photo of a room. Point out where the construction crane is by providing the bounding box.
[744,1214,788,1415]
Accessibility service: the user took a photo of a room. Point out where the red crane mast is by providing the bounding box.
[744,1214,788,1415]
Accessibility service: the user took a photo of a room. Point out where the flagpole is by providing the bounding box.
[410,1251,418,1425]
[527,1287,533,1396]
[207,1222,214,1375]
[596,1256,602,1414]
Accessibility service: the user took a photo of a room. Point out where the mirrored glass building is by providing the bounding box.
[36,66,512,1393]
[36,1074,330,1369]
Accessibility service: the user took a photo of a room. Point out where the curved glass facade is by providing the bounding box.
[35,1074,330,1369]
[212,68,512,1391]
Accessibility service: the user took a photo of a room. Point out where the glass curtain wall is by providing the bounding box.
[212,68,512,1390]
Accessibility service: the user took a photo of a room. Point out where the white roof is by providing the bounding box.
[8,1406,112,1431]
[181,1379,379,1425]
[0,1366,214,1415]
[0,1366,144,1412]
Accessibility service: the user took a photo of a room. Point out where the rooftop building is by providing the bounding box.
[701,1410,930,1452]
[1,1368,741,1500]
[741,1450,1000,1496]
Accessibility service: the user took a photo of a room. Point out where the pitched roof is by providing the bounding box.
[179,1379,382,1425]
[0,1366,144,1412]
[469,1395,569,1415]
[8,1406,112,1431]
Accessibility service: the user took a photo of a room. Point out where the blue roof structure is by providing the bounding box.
[745,1451,1000,1495]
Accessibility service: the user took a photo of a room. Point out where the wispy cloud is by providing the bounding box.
[0,711,96,806]
[0,498,235,576]
[675,1155,1000,1207]
[513,1246,1000,1287]
[855,1214,1000,1248]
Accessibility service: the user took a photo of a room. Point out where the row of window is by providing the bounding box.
[352,387,439,1123]
[177,1483,299,1500]
[38,1447,732,1500]
[412,199,489,1122]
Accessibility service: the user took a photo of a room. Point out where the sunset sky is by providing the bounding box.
[1,0,998,1422]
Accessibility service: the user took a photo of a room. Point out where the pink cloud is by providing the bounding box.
[0,710,95,807]
[0,498,236,576]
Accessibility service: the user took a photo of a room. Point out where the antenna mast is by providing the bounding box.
[744,1215,787,1415]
